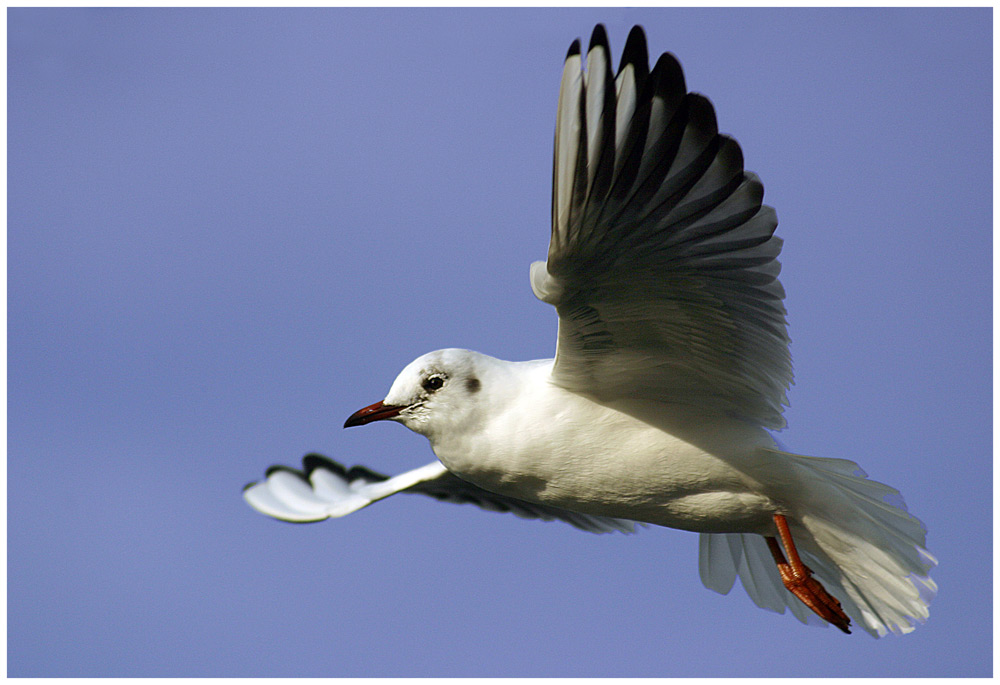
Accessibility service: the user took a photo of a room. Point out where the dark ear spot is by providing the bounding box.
[465,377,481,393]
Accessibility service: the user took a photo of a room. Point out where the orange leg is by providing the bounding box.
[766,514,852,634]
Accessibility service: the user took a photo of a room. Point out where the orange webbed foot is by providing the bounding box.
[766,514,852,634]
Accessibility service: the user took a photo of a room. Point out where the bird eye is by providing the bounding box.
[422,375,445,392]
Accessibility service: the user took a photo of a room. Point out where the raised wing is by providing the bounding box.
[244,453,639,534]
[532,25,791,429]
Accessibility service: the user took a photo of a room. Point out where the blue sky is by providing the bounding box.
[8,7,991,677]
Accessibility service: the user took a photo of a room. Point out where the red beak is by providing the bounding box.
[344,400,405,428]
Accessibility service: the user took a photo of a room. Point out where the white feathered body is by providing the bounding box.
[405,352,935,636]
[426,357,780,534]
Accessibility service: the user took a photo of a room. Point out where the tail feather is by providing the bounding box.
[736,534,788,614]
[698,531,739,594]
[699,448,936,637]
[699,531,820,626]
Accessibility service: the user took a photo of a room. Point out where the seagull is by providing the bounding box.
[244,24,936,637]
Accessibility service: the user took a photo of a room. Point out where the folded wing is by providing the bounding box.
[533,25,791,428]
[244,453,639,534]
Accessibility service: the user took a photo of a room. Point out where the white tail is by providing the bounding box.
[699,448,937,637]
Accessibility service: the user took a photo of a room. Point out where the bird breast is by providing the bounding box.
[430,370,781,534]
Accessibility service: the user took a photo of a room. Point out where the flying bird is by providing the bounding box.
[244,25,936,637]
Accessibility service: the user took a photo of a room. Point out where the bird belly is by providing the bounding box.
[432,395,780,535]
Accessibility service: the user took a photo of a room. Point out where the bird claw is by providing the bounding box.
[775,559,852,633]
[767,515,852,634]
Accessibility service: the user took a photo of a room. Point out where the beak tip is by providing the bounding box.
[342,415,367,429]
[343,400,403,428]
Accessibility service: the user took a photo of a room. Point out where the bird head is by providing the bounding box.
[344,348,491,442]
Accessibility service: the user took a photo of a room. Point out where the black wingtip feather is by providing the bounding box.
[566,37,581,60]
[264,464,304,479]
[346,464,391,483]
[619,25,649,81]
[255,453,390,485]
[588,24,610,54]
[683,92,720,138]
[302,453,348,478]
[716,133,746,174]
[650,52,687,102]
